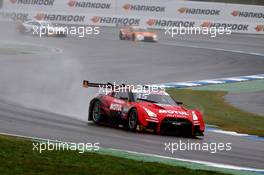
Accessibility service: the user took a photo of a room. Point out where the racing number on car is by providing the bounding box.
[110,103,122,111]
[137,93,148,99]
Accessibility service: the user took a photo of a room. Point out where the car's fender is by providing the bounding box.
[127,105,148,127]
[194,109,205,132]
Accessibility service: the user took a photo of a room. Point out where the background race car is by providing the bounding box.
[83,81,204,137]
[119,26,158,42]
[16,20,67,37]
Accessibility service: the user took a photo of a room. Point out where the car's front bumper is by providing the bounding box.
[143,36,157,42]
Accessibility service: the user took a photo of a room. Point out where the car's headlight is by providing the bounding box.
[153,34,157,38]
[192,111,198,121]
[143,107,157,118]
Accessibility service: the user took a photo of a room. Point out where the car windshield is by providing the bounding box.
[135,28,147,32]
[135,93,177,105]
[41,22,53,27]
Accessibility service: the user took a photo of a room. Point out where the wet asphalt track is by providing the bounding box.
[0,22,263,169]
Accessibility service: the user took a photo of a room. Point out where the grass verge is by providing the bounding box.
[167,89,264,136]
[0,135,228,175]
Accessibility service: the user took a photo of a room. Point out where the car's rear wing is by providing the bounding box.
[82,80,126,90]
[83,80,112,88]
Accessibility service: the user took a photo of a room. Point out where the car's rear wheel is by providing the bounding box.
[128,108,138,131]
[92,101,102,124]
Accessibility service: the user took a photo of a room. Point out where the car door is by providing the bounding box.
[127,27,134,39]
[24,21,40,33]
[23,21,34,32]
[109,91,129,121]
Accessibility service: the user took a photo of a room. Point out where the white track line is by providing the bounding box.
[161,42,264,57]
[110,148,264,173]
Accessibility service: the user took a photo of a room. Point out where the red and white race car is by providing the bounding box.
[83,81,205,137]
[119,26,158,42]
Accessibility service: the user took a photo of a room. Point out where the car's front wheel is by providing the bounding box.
[128,108,138,131]
[92,101,102,124]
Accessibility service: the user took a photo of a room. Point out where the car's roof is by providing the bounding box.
[132,26,147,30]
[132,89,169,96]
[114,87,169,96]
[125,26,147,30]
[25,20,50,25]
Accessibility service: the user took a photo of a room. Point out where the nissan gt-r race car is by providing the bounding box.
[16,20,67,37]
[119,26,158,42]
[83,81,204,137]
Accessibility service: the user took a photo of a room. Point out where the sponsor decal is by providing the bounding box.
[67,0,111,9]
[9,0,54,6]
[201,21,248,31]
[122,4,165,12]
[34,13,85,22]
[255,25,264,32]
[110,103,122,111]
[0,12,29,21]
[231,10,264,19]
[113,99,125,104]
[178,7,220,15]
[91,16,140,25]
[146,19,195,27]
[159,110,189,116]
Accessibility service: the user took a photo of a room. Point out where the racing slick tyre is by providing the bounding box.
[128,108,138,131]
[91,101,102,125]
[119,32,124,40]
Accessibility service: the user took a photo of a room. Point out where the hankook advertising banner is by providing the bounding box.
[0,0,263,34]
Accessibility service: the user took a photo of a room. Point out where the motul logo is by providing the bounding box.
[67,0,111,9]
[178,7,220,15]
[201,21,249,31]
[122,3,165,12]
[159,110,188,116]
[255,25,264,32]
[34,13,85,22]
[91,16,140,25]
[231,10,264,18]
[9,0,54,6]
[146,19,195,27]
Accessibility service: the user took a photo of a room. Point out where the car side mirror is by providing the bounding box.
[176,101,183,105]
